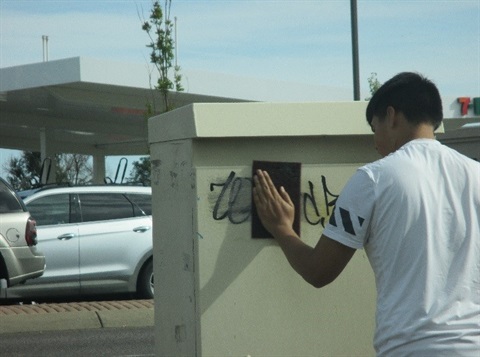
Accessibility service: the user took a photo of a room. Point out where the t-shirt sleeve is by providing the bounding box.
[322,168,375,249]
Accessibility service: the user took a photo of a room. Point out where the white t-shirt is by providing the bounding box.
[323,139,480,356]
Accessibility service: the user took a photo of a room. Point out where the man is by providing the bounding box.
[253,72,480,356]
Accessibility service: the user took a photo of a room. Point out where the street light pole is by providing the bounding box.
[350,0,360,101]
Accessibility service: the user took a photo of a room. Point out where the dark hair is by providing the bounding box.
[366,72,443,129]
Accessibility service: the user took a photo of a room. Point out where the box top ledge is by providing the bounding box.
[149,102,373,143]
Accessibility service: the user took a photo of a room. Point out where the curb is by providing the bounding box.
[0,300,154,334]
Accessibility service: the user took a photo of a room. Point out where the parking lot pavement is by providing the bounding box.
[0,299,154,334]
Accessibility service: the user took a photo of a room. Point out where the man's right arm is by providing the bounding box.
[273,229,355,288]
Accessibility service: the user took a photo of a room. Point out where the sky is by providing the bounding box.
[1,0,479,178]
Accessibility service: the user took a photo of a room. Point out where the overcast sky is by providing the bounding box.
[1,0,479,178]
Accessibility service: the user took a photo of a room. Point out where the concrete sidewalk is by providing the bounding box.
[0,299,154,334]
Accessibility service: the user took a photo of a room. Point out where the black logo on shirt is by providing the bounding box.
[329,207,365,236]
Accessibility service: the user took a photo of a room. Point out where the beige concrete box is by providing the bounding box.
[149,102,379,357]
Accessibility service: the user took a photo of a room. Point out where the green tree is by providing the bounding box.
[141,0,183,113]
[366,72,382,100]
[57,153,93,185]
[4,151,92,191]
[132,0,184,185]
[5,152,42,190]
[128,157,151,186]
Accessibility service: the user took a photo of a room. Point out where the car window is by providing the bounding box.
[126,194,152,216]
[26,194,71,226]
[0,180,25,213]
[79,193,136,222]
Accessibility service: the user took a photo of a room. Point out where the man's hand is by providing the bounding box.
[253,169,296,238]
[253,169,356,288]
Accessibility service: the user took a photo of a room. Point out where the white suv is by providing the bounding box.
[2,184,153,301]
[0,178,45,296]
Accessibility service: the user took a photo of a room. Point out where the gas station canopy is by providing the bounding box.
[0,57,246,157]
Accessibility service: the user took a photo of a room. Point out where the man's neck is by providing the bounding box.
[395,123,436,150]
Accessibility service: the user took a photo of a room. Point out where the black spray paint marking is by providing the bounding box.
[210,171,252,224]
[303,175,339,228]
[209,172,339,227]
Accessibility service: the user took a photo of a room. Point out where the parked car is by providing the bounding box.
[0,178,45,295]
[2,184,153,301]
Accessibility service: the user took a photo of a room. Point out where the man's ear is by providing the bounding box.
[385,106,399,129]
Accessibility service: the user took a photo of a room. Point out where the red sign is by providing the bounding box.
[457,97,480,116]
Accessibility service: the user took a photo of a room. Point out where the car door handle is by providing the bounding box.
[57,233,76,240]
[133,226,151,233]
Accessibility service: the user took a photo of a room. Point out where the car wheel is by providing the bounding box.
[137,260,154,299]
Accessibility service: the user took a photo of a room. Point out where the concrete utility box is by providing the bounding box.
[149,102,379,357]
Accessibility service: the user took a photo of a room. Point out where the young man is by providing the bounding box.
[253,72,480,356]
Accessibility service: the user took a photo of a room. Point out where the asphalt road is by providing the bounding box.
[0,299,155,356]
